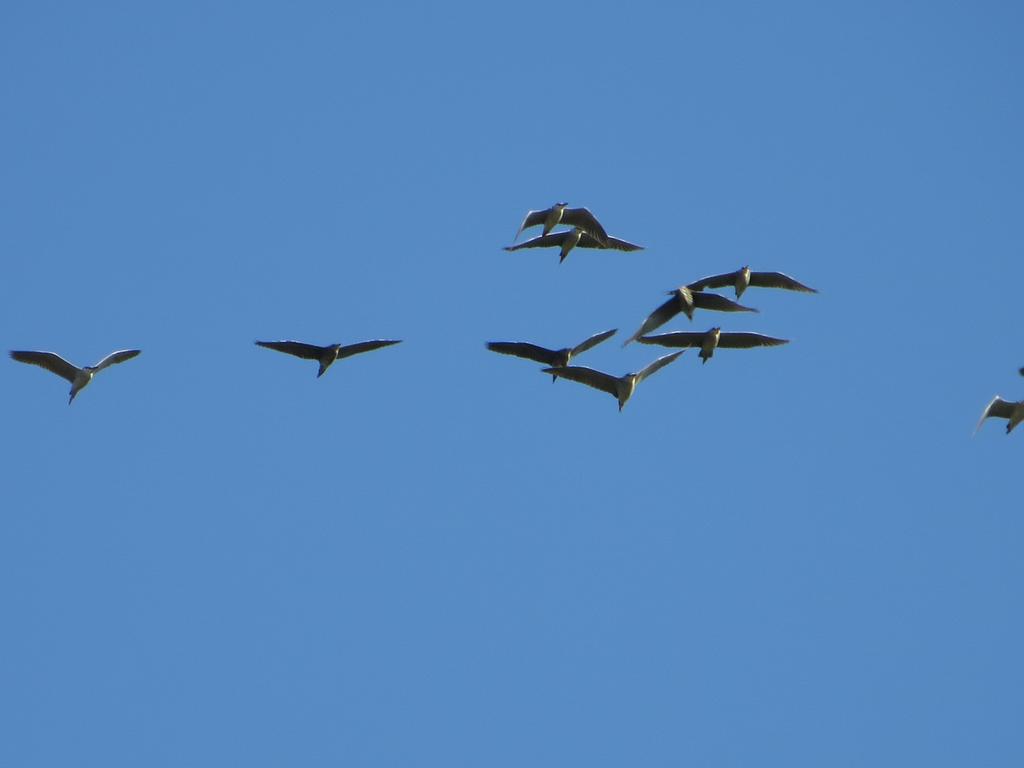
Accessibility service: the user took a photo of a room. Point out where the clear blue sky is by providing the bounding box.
[2,1,1022,765]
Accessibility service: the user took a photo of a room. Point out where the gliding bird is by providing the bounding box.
[9,348,141,404]
[487,329,617,381]
[624,287,757,345]
[638,327,789,363]
[504,227,643,263]
[687,267,817,299]
[543,351,684,411]
[514,203,609,245]
[256,339,401,378]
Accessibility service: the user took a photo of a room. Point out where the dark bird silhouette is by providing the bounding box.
[687,266,817,299]
[504,227,643,263]
[975,396,1024,435]
[624,287,757,345]
[10,349,141,404]
[638,327,789,363]
[514,203,609,245]
[256,339,401,377]
[543,351,684,411]
[487,329,616,381]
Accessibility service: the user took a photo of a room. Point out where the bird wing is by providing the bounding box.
[543,365,620,398]
[748,271,818,292]
[255,340,327,360]
[515,208,550,239]
[975,396,1018,434]
[635,332,704,348]
[486,342,558,366]
[92,349,142,371]
[337,339,402,359]
[504,232,568,251]
[685,271,736,291]
[716,333,789,349]
[570,328,617,357]
[560,208,609,244]
[636,351,684,383]
[691,292,758,313]
[604,235,644,251]
[625,297,682,345]
[577,232,644,251]
[9,350,80,382]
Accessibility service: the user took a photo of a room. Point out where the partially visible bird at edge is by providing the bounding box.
[976,395,1024,435]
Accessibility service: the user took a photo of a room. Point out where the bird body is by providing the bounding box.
[543,351,683,410]
[10,349,141,403]
[542,203,569,237]
[976,395,1024,435]
[515,203,609,245]
[558,228,583,262]
[70,368,95,402]
[504,227,643,263]
[256,339,401,377]
[702,327,722,363]
[638,327,790,363]
[318,345,343,377]
[624,287,757,345]
[734,266,752,298]
[687,267,817,299]
[486,329,616,381]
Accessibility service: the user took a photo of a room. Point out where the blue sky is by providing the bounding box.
[2,1,1023,765]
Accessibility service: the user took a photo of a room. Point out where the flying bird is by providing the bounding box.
[487,329,617,381]
[687,266,817,299]
[514,203,609,245]
[543,351,684,411]
[504,227,643,263]
[256,339,401,377]
[975,395,1024,435]
[638,327,789,363]
[9,348,141,404]
[624,287,757,345]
